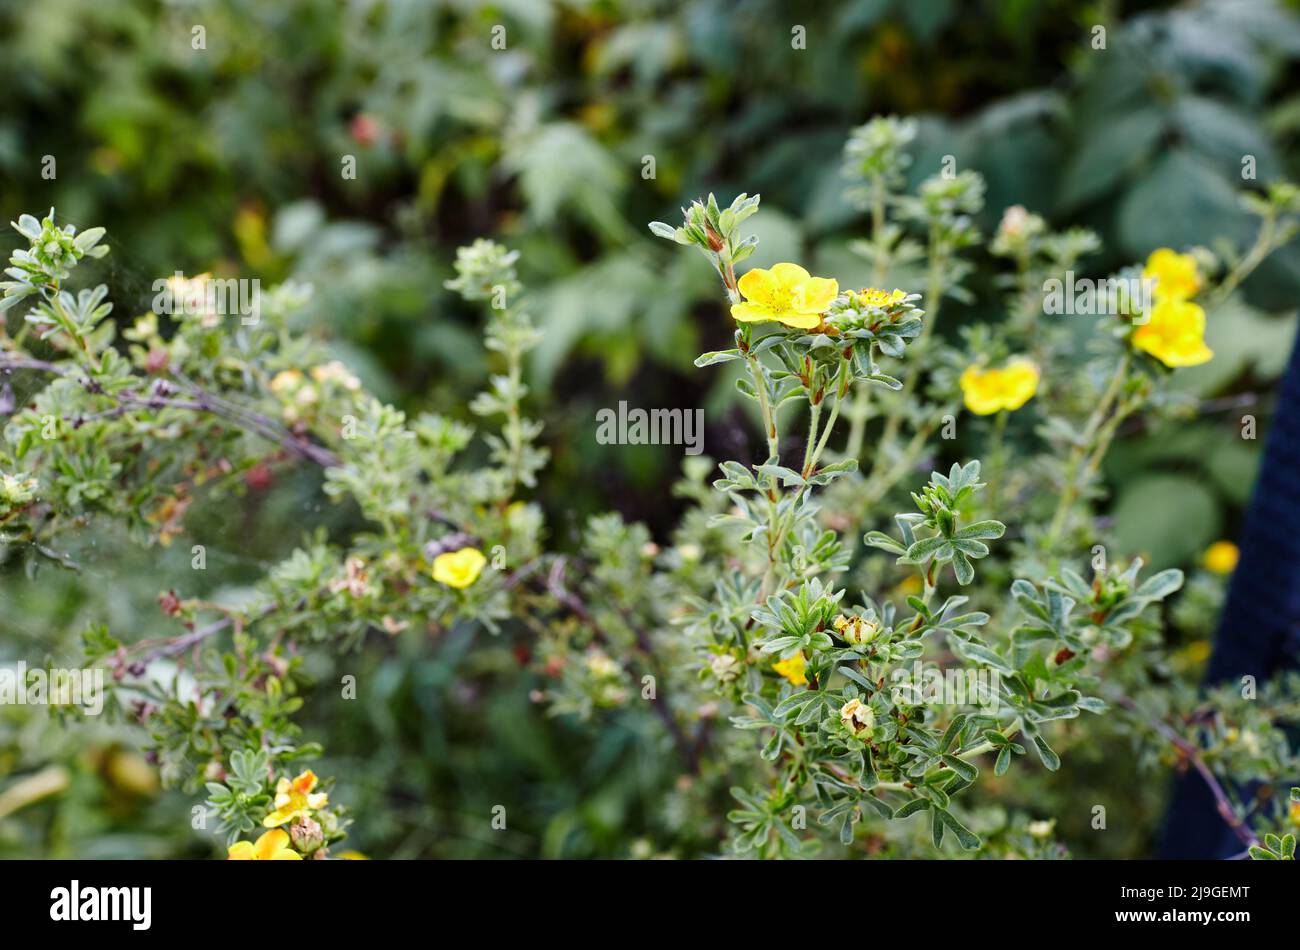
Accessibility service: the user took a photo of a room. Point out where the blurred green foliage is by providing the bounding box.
[3,0,1300,858]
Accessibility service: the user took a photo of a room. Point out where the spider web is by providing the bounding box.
[1,218,300,649]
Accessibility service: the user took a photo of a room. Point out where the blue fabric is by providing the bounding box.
[1158,331,1300,858]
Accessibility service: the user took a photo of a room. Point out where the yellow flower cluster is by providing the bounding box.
[959,358,1040,415]
[263,769,328,828]
[856,287,907,308]
[1132,249,1213,368]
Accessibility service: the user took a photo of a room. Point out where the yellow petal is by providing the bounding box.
[227,841,256,860]
[263,808,293,829]
[794,276,839,314]
[772,652,808,686]
[768,262,812,289]
[270,848,303,860]
[1143,248,1201,302]
[775,311,823,330]
[255,828,292,860]
[432,547,488,589]
[959,367,1004,416]
[730,301,778,323]
[736,267,777,303]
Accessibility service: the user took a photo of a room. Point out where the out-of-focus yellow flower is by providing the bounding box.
[270,369,320,421]
[263,769,328,829]
[337,850,370,860]
[270,369,303,395]
[839,697,874,737]
[1143,248,1201,302]
[959,359,1040,415]
[228,828,301,860]
[585,651,621,678]
[310,360,362,392]
[731,263,839,330]
[1131,299,1213,368]
[431,547,487,589]
[1203,540,1240,574]
[772,651,808,686]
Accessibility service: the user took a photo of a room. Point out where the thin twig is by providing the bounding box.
[545,556,699,774]
[0,353,340,467]
[1115,694,1260,849]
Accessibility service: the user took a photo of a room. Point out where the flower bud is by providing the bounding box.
[710,653,741,684]
[833,614,879,647]
[289,816,325,854]
[840,698,875,738]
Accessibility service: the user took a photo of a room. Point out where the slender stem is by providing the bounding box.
[746,352,779,464]
[801,396,822,476]
[1043,351,1131,552]
[987,410,1009,509]
[767,363,849,573]
[1114,695,1259,849]
[807,393,842,477]
[873,230,945,473]
[843,384,872,463]
[870,175,889,286]
[545,557,699,774]
[1208,210,1277,308]
[0,353,340,468]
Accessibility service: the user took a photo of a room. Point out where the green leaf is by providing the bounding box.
[906,535,949,562]
[953,520,1005,541]
[951,550,974,585]
[1135,568,1184,601]
[1031,734,1061,771]
[935,807,981,851]
[863,531,907,556]
[694,349,742,367]
[941,754,978,783]
[894,797,930,819]
[859,794,893,820]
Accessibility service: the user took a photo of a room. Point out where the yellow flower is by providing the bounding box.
[262,769,328,829]
[270,369,303,395]
[731,263,839,330]
[1131,299,1213,368]
[856,287,907,308]
[311,360,362,391]
[772,651,808,686]
[1203,540,1239,575]
[228,828,302,860]
[959,359,1040,415]
[1143,248,1201,302]
[839,698,874,737]
[431,547,487,589]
